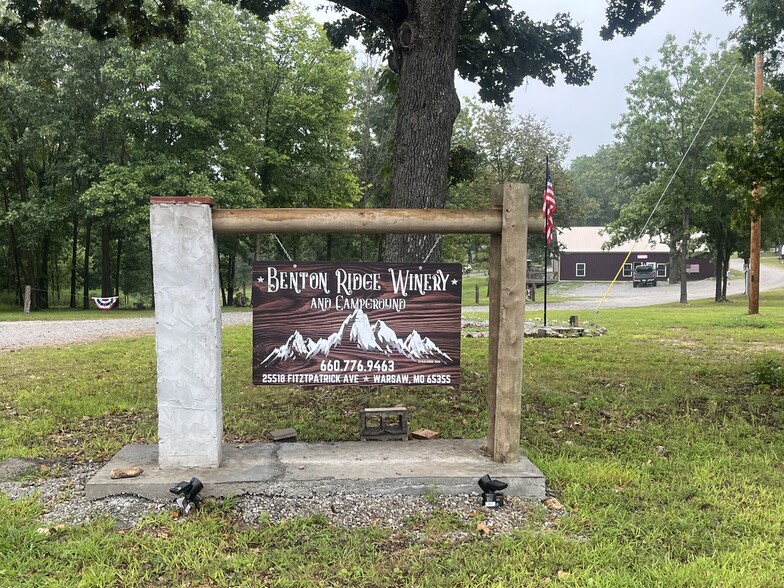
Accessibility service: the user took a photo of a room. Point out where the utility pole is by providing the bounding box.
[749,52,764,315]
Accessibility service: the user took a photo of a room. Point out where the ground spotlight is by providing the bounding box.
[478,474,507,508]
[169,477,203,514]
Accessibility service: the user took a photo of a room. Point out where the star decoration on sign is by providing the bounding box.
[451,279,458,285]
[257,276,264,283]
[363,376,369,382]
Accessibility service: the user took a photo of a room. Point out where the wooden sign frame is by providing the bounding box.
[210,183,535,463]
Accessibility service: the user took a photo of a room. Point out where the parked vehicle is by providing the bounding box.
[632,264,657,287]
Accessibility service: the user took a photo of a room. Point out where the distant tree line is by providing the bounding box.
[3,0,783,310]
[0,2,359,309]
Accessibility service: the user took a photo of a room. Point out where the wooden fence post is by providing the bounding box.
[492,183,529,463]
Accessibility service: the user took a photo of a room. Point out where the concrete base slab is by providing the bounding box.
[86,439,545,501]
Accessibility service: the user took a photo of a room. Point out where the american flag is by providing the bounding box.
[543,160,556,245]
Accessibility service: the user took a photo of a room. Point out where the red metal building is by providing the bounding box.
[557,227,715,282]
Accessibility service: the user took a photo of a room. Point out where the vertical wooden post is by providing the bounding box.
[492,183,529,463]
[486,186,503,458]
[23,285,31,315]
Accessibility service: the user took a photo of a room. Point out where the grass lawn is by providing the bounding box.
[0,290,783,586]
[462,273,577,306]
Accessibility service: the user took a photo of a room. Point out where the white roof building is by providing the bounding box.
[557,226,670,253]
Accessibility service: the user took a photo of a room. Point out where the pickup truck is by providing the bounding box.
[632,264,657,287]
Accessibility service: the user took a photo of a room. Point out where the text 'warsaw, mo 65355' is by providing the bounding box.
[252,262,462,387]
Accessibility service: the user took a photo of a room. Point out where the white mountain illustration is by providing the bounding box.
[260,307,452,367]
[403,330,452,362]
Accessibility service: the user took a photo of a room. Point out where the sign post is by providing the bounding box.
[487,183,529,463]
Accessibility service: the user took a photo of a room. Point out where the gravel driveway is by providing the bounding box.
[2,260,783,353]
[0,312,251,353]
[528,258,784,312]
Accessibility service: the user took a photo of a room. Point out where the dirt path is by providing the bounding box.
[2,260,783,352]
[0,313,250,353]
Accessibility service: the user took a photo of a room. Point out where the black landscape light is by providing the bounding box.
[478,474,507,508]
[170,477,203,514]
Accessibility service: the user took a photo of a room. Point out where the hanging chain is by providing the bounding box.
[422,235,442,264]
[274,235,293,261]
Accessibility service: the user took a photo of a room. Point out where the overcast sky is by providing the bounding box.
[498,0,744,163]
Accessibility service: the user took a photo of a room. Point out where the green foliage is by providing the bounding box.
[714,88,784,240]
[750,359,784,389]
[324,1,664,106]
[0,2,359,307]
[445,101,573,265]
[601,0,665,40]
[0,0,191,62]
[727,0,784,71]
[455,4,596,103]
[251,6,359,211]
[569,144,635,226]
[1,1,667,108]
[608,35,753,298]
[349,60,394,215]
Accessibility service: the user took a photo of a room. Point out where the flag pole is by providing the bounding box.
[543,241,548,326]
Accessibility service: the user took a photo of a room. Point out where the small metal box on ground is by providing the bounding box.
[360,407,408,441]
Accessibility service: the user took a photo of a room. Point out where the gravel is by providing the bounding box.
[0,458,560,534]
[0,312,251,353]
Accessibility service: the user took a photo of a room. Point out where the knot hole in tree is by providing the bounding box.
[398,22,415,49]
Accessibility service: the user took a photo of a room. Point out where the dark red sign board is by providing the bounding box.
[252,262,462,386]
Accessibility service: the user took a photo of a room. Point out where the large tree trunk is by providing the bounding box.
[384,0,466,262]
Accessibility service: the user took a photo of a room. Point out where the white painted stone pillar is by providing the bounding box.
[150,197,223,468]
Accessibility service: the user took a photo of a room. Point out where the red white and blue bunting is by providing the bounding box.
[92,296,119,311]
